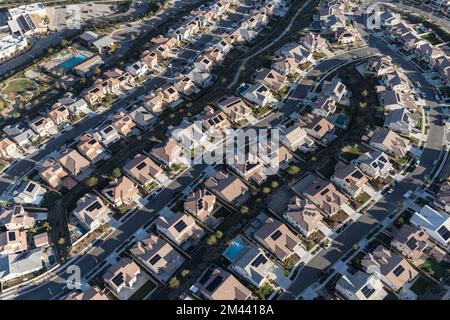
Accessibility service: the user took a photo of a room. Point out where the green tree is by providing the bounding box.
[240,206,249,215]
[181,269,190,277]
[262,187,271,194]
[85,176,98,187]
[215,230,223,239]
[169,276,180,289]
[271,181,279,189]
[57,237,65,245]
[112,167,122,178]
[288,165,300,175]
[207,235,217,245]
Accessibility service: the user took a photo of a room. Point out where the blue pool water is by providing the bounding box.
[335,114,348,126]
[223,238,245,262]
[60,54,88,69]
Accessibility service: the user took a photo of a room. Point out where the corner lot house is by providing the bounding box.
[0,230,28,255]
[72,193,109,231]
[411,205,450,247]
[253,216,303,262]
[196,265,252,300]
[3,124,38,147]
[130,233,185,283]
[13,180,46,205]
[0,138,18,159]
[336,271,388,300]
[361,245,418,291]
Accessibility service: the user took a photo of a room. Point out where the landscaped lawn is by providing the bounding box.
[340,144,364,162]
[420,258,449,281]
[355,191,371,206]
[313,51,327,60]
[1,78,38,97]
[318,159,336,179]
[420,33,442,45]
[410,275,434,296]
[41,191,61,209]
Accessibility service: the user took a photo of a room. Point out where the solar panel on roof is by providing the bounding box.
[8,232,16,241]
[270,230,282,241]
[251,254,268,268]
[437,226,450,241]
[361,285,376,298]
[149,254,161,265]
[86,201,102,212]
[392,265,405,277]
[111,272,124,286]
[174,220,188,233]
[136,161,147,170]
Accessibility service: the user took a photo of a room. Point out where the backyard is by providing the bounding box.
[419,258,449,282]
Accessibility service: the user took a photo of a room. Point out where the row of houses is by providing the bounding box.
[377,9,449,87]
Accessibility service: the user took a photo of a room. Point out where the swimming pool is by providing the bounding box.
[60,54,88,70]
[334,114,348,126]
[223,237,246,262]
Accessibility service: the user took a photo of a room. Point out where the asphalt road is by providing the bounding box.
[278,10,445,300]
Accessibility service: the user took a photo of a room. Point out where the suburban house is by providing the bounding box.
[277,42,313,65]
[303,176,349,216]
[194,56,214,73]
[112,113,137,138]
[227,236,279,288]
[301,32,327,52]
[411,205,450,247]
[174,75,196,95]
[272,56,301,76]
[3,124,37,147]
[141,50,158,70]
[94,124,121,147]
[155,210,205,248]
[230,152,267,185]
[141,91,166,114]
[0,230,28,255]
[56,149,90,177]
[29,116,56,137]
[184,188,217,223]
[311,96,336,118]
[39,158,70,189]
[297,113,335,140]
[13,180,46,205]
[391,224,429,260]
[382,69,411,93]
[126,61,149,78]
[205,170,249,204]
[48,105,70,126]
[384,108,418,136]
[334,27,359,45]
[369,129,411,158]
[321,78,348,103]
[253,216,302,261]
[200,106,231,135]
[355,151,393,179]
[33,232,49,248]
[336,271,388,300]
[129,233,185,283]
[216,96,253,124]
[241,82,275,107]
[253,67,287,92]
[331,162,368,198]
[169,119,206,151]
[0,206,35,231]
[0,138,18,159]
[361,245,418,291]
[284,196,322,237]
[72,193,109,231]
[280,124,315,152]
[151,138,184,169]
[77,134,107,163]
[378,89,418,112]
[367,56,394,77]
[129,105,156,130]
[102,176,140,208]
[123,153,163,188]
[103,257,141,297]
[196,265,252,300]
[92,36,116,54]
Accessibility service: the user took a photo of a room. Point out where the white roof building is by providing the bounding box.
[411,205,450,247]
